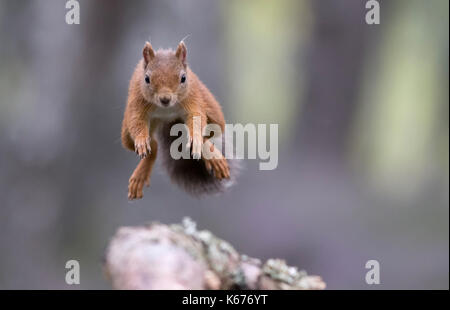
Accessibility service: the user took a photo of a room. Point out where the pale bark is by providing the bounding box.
[104,218,326,290]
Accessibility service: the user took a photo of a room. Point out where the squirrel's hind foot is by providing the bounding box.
[204,157,230,180]
[128,176,150,200]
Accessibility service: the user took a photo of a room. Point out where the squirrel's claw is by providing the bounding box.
[134,136,151,159]
[189,135,202,160]
[192,152,201,160]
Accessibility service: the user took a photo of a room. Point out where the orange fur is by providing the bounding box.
[121,41,229,200]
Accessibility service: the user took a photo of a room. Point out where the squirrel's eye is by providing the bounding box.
[180,74,186,84]
[145,75,150,84]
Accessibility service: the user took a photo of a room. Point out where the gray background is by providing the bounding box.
[0,0,448,289]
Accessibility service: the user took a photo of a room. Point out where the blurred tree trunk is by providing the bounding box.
[60,0,154,245]
[297,0,370,160]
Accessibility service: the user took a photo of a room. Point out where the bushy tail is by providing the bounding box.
[157,120,241,196]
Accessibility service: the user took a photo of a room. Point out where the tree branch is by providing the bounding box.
[104,218,326,290]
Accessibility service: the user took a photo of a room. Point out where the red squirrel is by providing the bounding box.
[121,41,237,199]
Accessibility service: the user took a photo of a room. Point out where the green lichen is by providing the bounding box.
[262,259,308,286]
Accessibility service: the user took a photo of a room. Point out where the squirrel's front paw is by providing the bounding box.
[205,157,230,180]
[134,136,151,159]
[187,135,203,160]
[128,176,150,200]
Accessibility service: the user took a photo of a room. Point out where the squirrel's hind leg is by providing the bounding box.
[128,139,158,200]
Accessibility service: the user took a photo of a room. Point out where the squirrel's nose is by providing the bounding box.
[159,96,171,106]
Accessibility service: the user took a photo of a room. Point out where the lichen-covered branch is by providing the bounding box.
[104,218,326,290]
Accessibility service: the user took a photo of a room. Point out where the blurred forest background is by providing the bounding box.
[0,0,448,289]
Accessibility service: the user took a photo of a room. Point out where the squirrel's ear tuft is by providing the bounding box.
[143,41,155,65]
[175,41,187,66]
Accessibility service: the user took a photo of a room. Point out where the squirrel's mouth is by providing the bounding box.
[159,100,177,108]
[153,100,180,110]
[155,95,178,108]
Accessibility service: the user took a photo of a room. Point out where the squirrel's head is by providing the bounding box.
[140,41,189,108]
